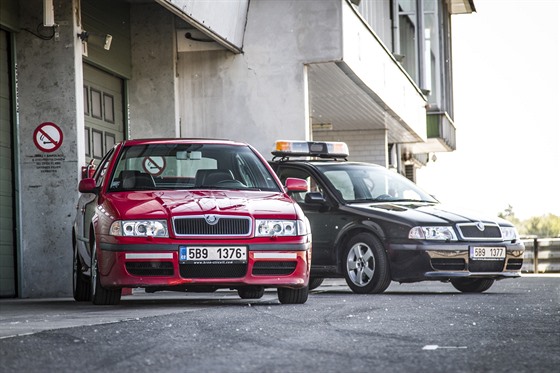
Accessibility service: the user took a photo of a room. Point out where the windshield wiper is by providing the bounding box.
[196,185,263,191]
[378,198,435,203]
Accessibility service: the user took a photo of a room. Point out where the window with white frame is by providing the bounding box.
[396,0,418,82]
[390,0,452,113]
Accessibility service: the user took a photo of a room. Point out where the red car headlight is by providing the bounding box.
[110,220,169,237]
[255,219,310,237]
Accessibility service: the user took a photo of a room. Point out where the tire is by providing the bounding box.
[308,277,324,291]
[343,233,391,294]
[451,278,494,293]
[91,237,121,305]
[277,286,309,304]
[73,243,91,302]
[237,286,265,299]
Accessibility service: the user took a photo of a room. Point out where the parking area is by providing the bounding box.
[1,275,558,339]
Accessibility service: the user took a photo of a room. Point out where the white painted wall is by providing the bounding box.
[314,129,388,166]
[341,2,427,142]
[176,0,342,157]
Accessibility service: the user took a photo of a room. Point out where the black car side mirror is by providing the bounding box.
[305,192,326,204]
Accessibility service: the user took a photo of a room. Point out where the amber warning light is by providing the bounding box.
[272,140,349,159]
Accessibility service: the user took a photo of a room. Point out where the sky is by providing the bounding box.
[416,0,560,221]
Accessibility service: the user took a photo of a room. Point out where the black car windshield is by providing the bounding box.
[315,163,437,204]
[108,143,280,192]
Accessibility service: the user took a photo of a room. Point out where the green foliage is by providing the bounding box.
[521,214,560,238]
[499,205,560,238]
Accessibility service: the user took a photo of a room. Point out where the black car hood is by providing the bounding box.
[350,201,510,226]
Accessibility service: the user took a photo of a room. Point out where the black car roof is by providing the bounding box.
[270,159,385,169]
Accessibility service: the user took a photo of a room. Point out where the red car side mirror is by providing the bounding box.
[285,177,308,192]
[78,178,98,193]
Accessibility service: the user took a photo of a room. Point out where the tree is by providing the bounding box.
[522,214,560,238]
[498,205,560,238]
[498,204,521,227]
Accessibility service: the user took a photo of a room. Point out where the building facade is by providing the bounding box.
[0,0,474,298]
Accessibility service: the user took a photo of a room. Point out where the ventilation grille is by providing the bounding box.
[180,263,247,278]
[252,261,297,276]
[457,223,502,241]
[174,216,251,236]
[125,262,174,277]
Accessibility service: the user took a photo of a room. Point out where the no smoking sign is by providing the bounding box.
[143,156,166,176]
[33,122,63,153]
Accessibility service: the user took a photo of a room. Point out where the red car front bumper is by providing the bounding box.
[97,241,311,290]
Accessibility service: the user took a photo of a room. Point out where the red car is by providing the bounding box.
[72,139,311,305]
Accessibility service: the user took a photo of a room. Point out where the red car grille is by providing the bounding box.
[179,263,248,278]
[126,262,174,276]
[173,216,251,236]
[252,261,297,275]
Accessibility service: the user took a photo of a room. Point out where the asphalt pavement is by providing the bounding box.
[0,275,558,373]
[0,275,558,339]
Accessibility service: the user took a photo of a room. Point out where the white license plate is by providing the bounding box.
[470,246,505,260]
[179,246,247,263]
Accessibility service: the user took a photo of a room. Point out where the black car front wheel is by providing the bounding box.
[451,278,494,293]
[343,233,391,294]
[308,277,324,291]
[90,236,122,305]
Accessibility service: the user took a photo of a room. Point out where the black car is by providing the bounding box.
[270,140,525,294]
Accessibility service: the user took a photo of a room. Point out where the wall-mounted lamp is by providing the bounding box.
[77,31,113,51]
[44,0,55,27]
[104,34,113,50]
[185,32,214,43]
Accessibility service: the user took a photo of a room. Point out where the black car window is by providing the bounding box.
[315,163,437,203]
[322,170,355,200]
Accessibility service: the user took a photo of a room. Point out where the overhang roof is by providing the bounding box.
[308,62,424,144]
[448,0,476,14]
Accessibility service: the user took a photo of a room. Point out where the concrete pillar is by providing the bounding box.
[16,0,82,297]
[129,3,178,139]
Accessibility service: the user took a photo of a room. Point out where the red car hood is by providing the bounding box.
[106,190,298,220]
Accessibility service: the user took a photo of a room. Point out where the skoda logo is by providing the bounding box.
[204,214,219,225]
[475,222,485,231]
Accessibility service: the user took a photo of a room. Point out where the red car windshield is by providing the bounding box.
[107,143,280,192]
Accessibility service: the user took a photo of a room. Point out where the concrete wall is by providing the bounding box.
[129,3,178,139]
[314,129,388,166]
[176,0,343,156]
[16,0,82,297]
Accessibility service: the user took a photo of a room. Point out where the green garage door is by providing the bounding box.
[83,63,124,163]
[0,29,16,297]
